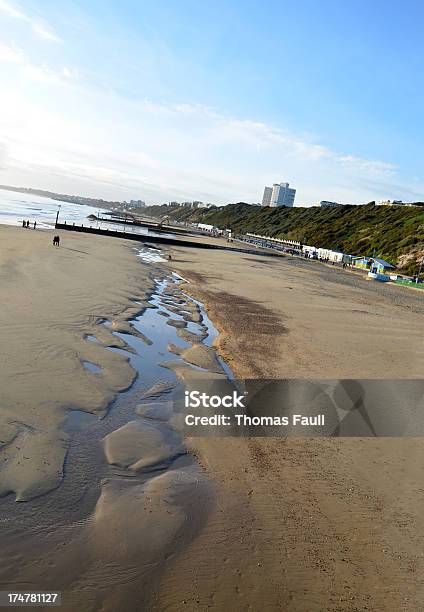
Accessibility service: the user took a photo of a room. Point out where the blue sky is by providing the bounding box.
[0,0,423,205]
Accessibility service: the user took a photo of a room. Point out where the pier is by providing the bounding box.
[88,214,194,235]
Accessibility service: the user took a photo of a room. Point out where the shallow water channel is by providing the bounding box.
[0,248,231,534]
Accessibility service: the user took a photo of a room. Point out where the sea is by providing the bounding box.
[0,188,106,229]
[0,188,170,237]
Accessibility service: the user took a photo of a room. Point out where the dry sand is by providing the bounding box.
[149,245,424,611]
[169,246,423,379]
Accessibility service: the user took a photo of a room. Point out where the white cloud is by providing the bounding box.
[0,0,25,19]
[0,68,415,205]
[0,41,24,63]
[22,63,62,84]
[337,155,396,175]
[134,101,396,177]
[0,43,75,85]
[31,21,62,43]
[0,0,62,43]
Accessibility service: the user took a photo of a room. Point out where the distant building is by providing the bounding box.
[129,199,145,207]
[351,256,395,273]
[261,186,273,207]
[317,248,344,262]
[320,200,342,207]
[376,199,403,206]
[245,233,302,252]
[262,182,296,207]
[378,199,420,207]
[197,223,216,233]
[302,245,318,258]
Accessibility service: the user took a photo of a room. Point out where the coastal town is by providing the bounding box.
[4,176,422,293]
[66,177,423,287]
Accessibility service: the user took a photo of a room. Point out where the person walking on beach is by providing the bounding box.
[22,220,26,228]
[53,235,60,247]
[33,221,37,230]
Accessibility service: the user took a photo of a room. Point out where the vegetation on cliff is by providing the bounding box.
[144,202,424,275]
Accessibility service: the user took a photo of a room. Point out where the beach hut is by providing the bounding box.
[302,245,318,258]
[342,253,353,265]
[369,258,396,274]
[351,256,395,279]
[328,250,344,263]
[352,256,395,271]
[351,256,373,270]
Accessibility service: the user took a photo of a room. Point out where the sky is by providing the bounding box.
[0,0,423,206]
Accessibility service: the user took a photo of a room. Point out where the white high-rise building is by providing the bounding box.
[261,186,273,207]
[262,182,296,207]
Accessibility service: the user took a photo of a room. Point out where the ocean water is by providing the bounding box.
[0,188,173,238]
[0,188,106,229]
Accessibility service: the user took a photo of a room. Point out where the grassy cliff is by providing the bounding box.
[144,202,424,275]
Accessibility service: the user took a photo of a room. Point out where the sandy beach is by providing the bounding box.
[168,243,423,378]
[0,226,224,610]
[0,226,156,501]
[0,226,203,610]
[154,242,424,611]
[1,226,424,611]
[2,0,423,608]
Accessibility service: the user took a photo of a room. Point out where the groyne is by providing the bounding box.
[55,222,285,258]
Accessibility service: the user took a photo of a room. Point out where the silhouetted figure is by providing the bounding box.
[53,235,60,247]
[22,220,26,228]
[33,221,37,229]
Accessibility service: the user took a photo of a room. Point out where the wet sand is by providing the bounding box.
[0,226,154,502]
[0,226,224,610]
[153,245,424,611]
